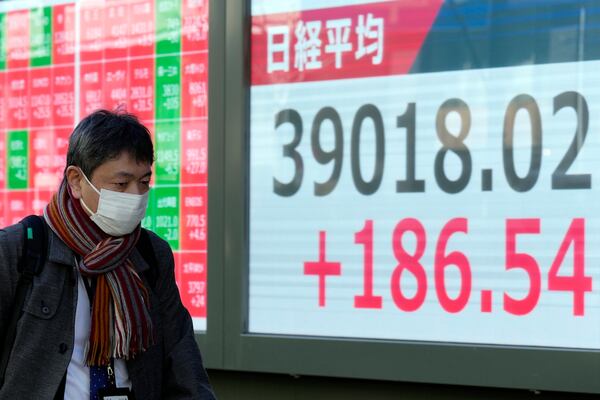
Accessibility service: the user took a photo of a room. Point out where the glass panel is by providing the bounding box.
[0,0,209,332]
[249,0,600,349]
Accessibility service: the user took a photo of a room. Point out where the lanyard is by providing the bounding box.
[82,275,116,390]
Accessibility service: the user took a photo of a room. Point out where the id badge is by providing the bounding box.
[97,387,136,400]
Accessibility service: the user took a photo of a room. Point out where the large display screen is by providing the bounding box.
[0,0,208,330]
[249,0,600,348]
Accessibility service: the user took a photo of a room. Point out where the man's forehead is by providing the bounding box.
[93,160,152,179]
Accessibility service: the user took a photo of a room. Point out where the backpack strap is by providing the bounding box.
[18,215,47,275]
[137,228,158,289]
[0,215,47,386]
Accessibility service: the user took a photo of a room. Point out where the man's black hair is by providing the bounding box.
[66,109,154,178]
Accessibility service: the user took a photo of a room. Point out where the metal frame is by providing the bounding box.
[211,0,600,393]
[201,0,226,368]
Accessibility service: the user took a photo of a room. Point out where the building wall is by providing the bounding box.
[208,369,594,400]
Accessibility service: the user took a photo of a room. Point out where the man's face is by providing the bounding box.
[68,151,152,214]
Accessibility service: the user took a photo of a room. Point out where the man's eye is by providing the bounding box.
[114,182,128,187]
[141,180,151,187]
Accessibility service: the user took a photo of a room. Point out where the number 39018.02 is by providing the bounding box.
[275,91,590,195]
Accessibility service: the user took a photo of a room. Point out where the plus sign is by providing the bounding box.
[304,230,341,307]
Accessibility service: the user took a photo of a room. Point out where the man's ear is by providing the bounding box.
[66,166,83,199]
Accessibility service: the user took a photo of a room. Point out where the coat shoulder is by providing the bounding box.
[144,229,172,259]
[0,222,25,262]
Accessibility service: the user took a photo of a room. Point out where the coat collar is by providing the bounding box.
[47,228,73,265]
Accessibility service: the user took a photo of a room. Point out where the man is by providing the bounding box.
[0,110,216,399]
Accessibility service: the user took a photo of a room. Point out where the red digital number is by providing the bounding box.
[354,219,382,309]
[390,218,427,312]
[308,217,591,317]
[503,219,541,315]
[548,218,591,316]
[434,218,471,313]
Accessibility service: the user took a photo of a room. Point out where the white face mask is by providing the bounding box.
[79,170,149,236]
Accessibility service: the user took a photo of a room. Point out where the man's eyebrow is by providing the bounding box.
[112,171,152,179]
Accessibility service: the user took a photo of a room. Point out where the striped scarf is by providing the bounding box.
[44,179,154,366]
